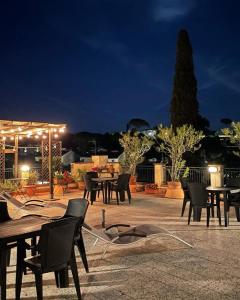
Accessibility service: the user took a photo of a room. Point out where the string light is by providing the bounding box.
[1,130,5,134]
[53,128,57,132]
[54,133,59,138]
[10,129,14,133]
[42,135,47,139]
[19,136,23,140]
[38,131,42,135]
[18,127,22,132]
[2,137,6,141]
[59,127,65,133]
[24,148,27,153]
[35,135,39,139]
[10,136,14,141]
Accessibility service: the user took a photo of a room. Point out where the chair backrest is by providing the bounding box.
[116,174,131,190]
[64,198,89,224]
[226,178,240,188]
[39,217,78,272]
[188,182,208,206]
[83,173,99,191]
[0,201,12,222]
[86,171,98,178]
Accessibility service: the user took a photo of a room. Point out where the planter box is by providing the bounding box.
[165,181,184,199]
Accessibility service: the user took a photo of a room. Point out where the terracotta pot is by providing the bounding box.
[165,181,184,199]
[129,175,137,192]
[54,178,65,185]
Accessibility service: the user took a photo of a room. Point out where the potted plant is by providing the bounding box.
[27,170,38,185]
[73,169,86,190]
[54,171,65,185]
[144,183,159,194]
[0,180,19,195]
[156,124,203,199]
[119,131,153,192]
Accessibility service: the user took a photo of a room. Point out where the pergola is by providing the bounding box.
[0,119,66,199]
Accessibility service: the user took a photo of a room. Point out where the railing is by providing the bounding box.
[166,166,210,184]
[4,167,42,180]
[136,165,154,183]
[224,168,240,180]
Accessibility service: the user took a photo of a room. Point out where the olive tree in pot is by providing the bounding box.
[119,131,153,192]
[156,124,203,199]
[222,122,240,156]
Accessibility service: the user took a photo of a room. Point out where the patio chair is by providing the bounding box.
[110,173,131,204]
[0,201,17,266]
[16,217,81,300]
[180,178,191,217]
[188,182,221,227]
[62,198,90,272]
[83,173,104,205]
[83,223,193,258]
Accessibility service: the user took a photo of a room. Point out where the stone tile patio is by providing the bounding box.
[6,191,240,299]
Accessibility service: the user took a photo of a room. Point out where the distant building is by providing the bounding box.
[62,150,80,167]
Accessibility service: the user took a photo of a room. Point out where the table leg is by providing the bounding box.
[104,182,108,204]
[0,247,7,300]
[223,191,229,227]
[16,240,26,299]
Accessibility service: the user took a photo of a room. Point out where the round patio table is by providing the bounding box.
[206,186,240,227]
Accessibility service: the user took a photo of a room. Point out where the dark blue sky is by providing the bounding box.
[1,0,240,132]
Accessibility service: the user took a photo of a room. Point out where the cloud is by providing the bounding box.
[206,64,240,95]
[152,0,195,22]
[83,37,129,65]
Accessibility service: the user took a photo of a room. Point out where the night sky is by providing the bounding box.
[1,0,240,133]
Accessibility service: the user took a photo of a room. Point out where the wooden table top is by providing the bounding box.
[0,216,49,244]
[206,186,240,193]
[92,177,118,182]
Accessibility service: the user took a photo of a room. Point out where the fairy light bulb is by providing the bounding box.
[35,135,39,139]
[54,133,59,138]
[19,136,23,140]
[42,135,47,139]
[10,136,14,141]
[18,127,22,132]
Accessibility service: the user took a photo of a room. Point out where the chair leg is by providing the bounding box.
[76,232,89,273]
[83,189,87,198]
[207,206,210,227]
[116,191,119,205]
[15,264,23,300]
[127,188,131,204]
[181,198,187,217]
[217,203,221,226]
[235,207,240,222]
[188,203,192,225]
[34,271,43,300]
[70,252,82,300]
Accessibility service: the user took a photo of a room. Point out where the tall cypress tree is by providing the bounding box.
[170,29,199,129]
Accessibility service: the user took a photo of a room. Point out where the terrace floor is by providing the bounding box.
[6,191,240,299]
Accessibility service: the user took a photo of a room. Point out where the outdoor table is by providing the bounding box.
[92,177,118,204]
[0,216,69,300]
[206,186,240,227]
[0,216,48,300]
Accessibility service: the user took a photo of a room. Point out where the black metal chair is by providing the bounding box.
[110,174,131,204]
[225,178,240,222]
[83,173,104,205]
[180,178,191,217]
[0,201,16,265]
[16,217,81,300]
[63,198,89,272]
[188,183,221,227]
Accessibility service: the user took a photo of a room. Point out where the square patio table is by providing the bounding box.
[92,177,118,204]
[0,216,49,300]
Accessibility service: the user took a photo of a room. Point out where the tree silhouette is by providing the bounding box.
[126,118,150,131]
[170,29,209,132]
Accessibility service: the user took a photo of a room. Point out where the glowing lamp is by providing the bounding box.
[208,166,218,173]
